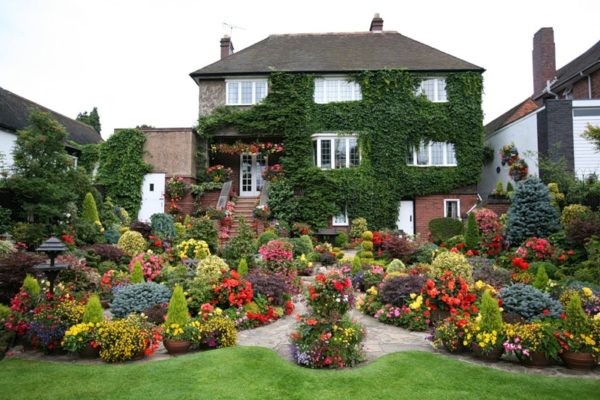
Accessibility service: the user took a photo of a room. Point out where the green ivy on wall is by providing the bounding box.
[197,71,484,230]
[96,129,151,217]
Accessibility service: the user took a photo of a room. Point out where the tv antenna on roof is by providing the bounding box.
[223,21,246,38]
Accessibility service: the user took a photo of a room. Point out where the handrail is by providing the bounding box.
[259,181,270,206]
[216,180,233,210]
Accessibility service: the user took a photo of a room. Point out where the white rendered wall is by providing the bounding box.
[479,113,539,200]
[572,100,600,179]
[0,129,16,172]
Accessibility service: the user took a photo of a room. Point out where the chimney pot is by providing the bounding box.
[532,27,556,96]
[369,14,384,32]
[220,35,234,59]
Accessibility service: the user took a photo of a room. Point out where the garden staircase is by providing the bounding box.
[229,197,259,238]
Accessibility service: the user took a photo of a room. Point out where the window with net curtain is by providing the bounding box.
[226,79,268,105]
[312,134,360,169]
[314,78,362,104]
[416,77,447,102]
[407,142,456,166]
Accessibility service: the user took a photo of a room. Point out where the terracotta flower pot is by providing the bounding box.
[471,343,503,361]
[163,339,192,355]
[79,343,100,359]
[518,351,552,368]
[560,351,597,370]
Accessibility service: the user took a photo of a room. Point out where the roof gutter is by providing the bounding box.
[551,60,600,92]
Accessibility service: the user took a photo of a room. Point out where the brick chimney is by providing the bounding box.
[369,13,383,32]
[220,35,234,59]
[532,27,556,96]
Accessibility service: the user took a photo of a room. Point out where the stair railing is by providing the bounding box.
[216,180,233,210]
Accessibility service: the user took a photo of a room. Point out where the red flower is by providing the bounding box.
[316,274,327,283]
[543,309,550,316]
[306,319,318,326]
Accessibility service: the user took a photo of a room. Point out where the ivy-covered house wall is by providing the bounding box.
[197,70,484,231]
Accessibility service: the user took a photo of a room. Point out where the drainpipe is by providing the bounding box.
[543,79,559,99]
[466,193,483,214]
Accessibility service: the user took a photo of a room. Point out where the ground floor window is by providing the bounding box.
[444,199,460,219]
[332,207,349,226]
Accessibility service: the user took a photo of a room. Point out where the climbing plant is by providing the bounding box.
[96,129,151,217]
[197,71,484,229]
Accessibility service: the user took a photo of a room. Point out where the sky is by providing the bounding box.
[1,0,599,139]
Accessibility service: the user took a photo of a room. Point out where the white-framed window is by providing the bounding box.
[407,142,456,166]
[67,154,78,169]
[314,77,362,104]
[444,199,461,219]
[312,133,360,169]
[416,77,447,102]
[333,207,349,226]
[226,79,268,105]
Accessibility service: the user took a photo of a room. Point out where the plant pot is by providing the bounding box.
[443,339,469,354]
[79,343,100,359]
[131,349,146,361]
[518,351,552,368]
[163,339,192,355]
[560,351,597,370]
[471,343,503,361]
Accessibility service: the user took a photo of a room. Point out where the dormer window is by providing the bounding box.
[226,79,268,105]
[314,77,362,104]
[416,77,447,102]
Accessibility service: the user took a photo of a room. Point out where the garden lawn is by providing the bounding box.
[1,348,599,400]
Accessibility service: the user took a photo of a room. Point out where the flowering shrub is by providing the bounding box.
[509,158,529,181]
[430,251,473,282]
[128,252,165,281]
[213,269,253,308]
[291,314,365,369]
[96,319,147,362]
[193,315,237,348]
[56,255,100,293]
[358,265,385,291]
[554,328,600,355]
[308,271,354,319]
[474,208,503,237]
[259,240,293,266]
[176,239,210,261]
[373,293,430,331]
[515,237,553,262]
[62,322,101,353]
[253,204,271,220]
[166,176,188,200]
[463,321,502,354]
[503,322,560,361]
[196,255,229,281]
[99,270,129,298]
[117,230,147,257]
[262,164,284,181]
[210,141,284,157]
[5,289,38,336]
[433,315,471,352]
[205,164,233,183]
[422,271,478,314]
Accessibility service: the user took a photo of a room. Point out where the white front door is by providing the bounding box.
[240,153,266,197]
[397,200,414,235]
[138,173,165,222]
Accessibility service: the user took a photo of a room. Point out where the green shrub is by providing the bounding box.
[130,260,144,283]
[22,274,40,296]
[82,294,104,323]
[165,285,190,326]
[0,206,11,234]
[430,251,472,281]
[351,256,362,275]
[362,240,374,252]
[563,292,590,335]
[0,241,15,257]
[362,231,373,241]
[506,177,560,245]
[479,290,503,333]
[10,222,49,249]
[413,242,437,264]
[335,232,348,248]
[186,216,218,253]
[0,303,11,320]
[464,212,480,250]
[386,259,406,273]
[349,218,368,238]
[359,250,373,259]
[289,234,314,257]
[532,264,549,291]
[257,231,279,248]
[110,282,171,319]
[196,255,229,281]
[150,213,176,240]
[117,230,147,257]
[82,192,100,225]
[506,182,514,193]
[529,261,558,279]
[445,235,465,249]
[560,204,591,226]
[221,217,255,265]
[238,258,248,276]
[101,196,120,229]
[498,283,563,322]
[495,181,504,195]
[428,218,464,244]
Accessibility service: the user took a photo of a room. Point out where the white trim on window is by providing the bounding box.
[314,77,362,104]
[312,133,360,169]
[444,199,461,219]
[226,79,268,105]
[333,206,349,226]
[407,142,457,167]
[416,77,447,103]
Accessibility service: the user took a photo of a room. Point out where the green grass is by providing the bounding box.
[1,348,599,399]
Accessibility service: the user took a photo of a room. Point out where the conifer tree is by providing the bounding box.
[130,260,144,283]
[165,285,190,326]
[464,212,480,250]
[82,294,104,323]
[82,192,100,225]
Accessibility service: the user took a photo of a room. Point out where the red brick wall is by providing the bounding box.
[415,194,478,239]
[562,70,600,100]
[592,70,600,99]
[484,199,511,217]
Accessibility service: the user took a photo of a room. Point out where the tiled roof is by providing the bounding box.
[0,86,102,145]
[552,40,600,91]
[191,31,483,78]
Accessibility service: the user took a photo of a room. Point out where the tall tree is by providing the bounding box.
[77,107,101,133]
[7,110,88,224]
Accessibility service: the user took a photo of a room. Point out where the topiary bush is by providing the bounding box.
[506,177,560,245]
[289,234,314,257]
[563,292,590,335]
[196,255,229,281]
[532,264,549,290]
[165,285,190,326]
[238,258,248,276]
[498,283,563,322]
[464,212,480,250]
[82,294,104,323]
[245,271,288,306]
[335,232,348,248]
[428,218,464,244]
[82,192,101,226]
[150,213,176,240]
[23,274,41,296]
[110,282,172,319]
[478,290,503,333]
[528,261,558,280]
[379,275,426,307]
[386,259,406,273]
[117,230,147,257]
[430,251,472,281]
[130,260,144,283]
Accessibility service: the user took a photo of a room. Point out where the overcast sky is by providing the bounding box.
[1,0,599,139]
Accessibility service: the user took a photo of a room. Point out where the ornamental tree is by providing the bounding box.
[165,285,190,327]
[464,212,480,250]
[82,192,100,225]
[506,177,560,245]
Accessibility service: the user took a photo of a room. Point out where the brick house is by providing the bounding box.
[480,28,600,200]
[143,15,485,238]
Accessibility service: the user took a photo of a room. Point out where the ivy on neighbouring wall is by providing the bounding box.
[197,71,484,230]
[96,129,151,217]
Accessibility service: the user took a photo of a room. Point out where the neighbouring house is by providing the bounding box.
[0,86,103,173]
[142,15,485,237]
[480,28,600,204]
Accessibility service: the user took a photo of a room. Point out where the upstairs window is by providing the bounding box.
[314,78,362,103]
[407,142,456,166]
[313,134,360,170]
[416,77,447,102]
[226,79,268,105]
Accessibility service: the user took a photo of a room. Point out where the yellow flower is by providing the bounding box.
[582,287,593,298]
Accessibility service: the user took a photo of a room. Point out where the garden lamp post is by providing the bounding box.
[34,237,69,294]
